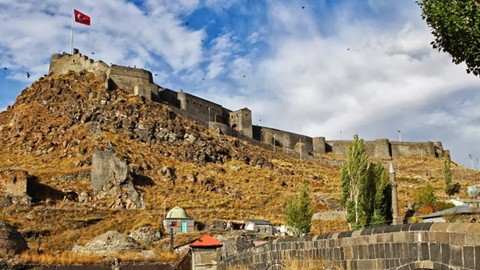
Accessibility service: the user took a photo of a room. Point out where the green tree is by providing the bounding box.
[416,183,437,206]
[341,135,393,229]
[340,134,370,230]
[370,163,393,227]
[285,184,314,236]
[443,152,453,195]
[416,0,480,76]
[443,152,462,196]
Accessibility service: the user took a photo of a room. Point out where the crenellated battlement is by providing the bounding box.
[48,52,447,160]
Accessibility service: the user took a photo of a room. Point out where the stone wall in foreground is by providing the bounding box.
[219,223,480,270]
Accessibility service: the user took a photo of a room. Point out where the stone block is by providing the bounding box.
[476,246,480,270]
[432,232,450,244]
[450,233,466,246]
[463,246,475,269]
[441,244,450,265]
[447,223,470,233]
[431,223,450,232]
[462,231,479,246]
[467,223,480,233]
[420,243,429,261]
[449,245,463,267]
[429,243,440,260]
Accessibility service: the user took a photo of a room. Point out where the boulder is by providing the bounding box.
[128,226,161,246]
[91,150,145,209]
[72,230,141,254]
[0,220,28,256]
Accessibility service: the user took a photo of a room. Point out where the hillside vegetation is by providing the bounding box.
[0,70,478,262]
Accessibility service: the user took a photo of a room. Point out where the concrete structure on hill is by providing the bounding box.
[163,206,195,233]
[0,169,33,197]
[244,219,275,235]
[48,51,448,160]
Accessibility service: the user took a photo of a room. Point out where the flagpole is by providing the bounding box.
[70,9,74,54]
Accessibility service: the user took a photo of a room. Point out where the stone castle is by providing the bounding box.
[49,51,446,160]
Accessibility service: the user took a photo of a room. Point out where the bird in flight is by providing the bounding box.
[27,72,31,78]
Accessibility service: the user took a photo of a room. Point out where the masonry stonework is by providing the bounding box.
[0,169,32,197]
[48,52,448,160]
[219,223,480,270]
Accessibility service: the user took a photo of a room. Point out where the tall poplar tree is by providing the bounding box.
[443,152,452,196]
[340,134,370,230]
[341,135,392,229]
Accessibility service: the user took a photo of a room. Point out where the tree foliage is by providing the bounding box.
[285,184,314,236]
[416,0,480,76]
[443,152,461,196]
[416,183,437,207]
[340,135,392,230]
[443,152,453,195]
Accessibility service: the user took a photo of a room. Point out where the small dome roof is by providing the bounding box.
[166,206,188,219]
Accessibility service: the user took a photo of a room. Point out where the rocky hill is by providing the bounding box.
[0,68,479,264]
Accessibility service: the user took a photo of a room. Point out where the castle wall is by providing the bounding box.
[323,139,444,159]
[177,91,227,125]
[229,108,253,138]
[107,65,158,100]
[47,53,448,160]
[49,53,109,81]
[209,122,233,136]
[313,137,326,155]
[260,127,313,158]
[158,88,181,108]
[390,141,436,157]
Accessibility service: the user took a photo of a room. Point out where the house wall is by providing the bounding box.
[163,218,195,233]
[192,248,222,270]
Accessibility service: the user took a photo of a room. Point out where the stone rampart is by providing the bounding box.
[48,53,448,160]
[219,223,480,270]
[49,53,109,81]
[177,91,227,124]
[258,127,314,158]
[325,139,444,159]
[107,65,158,100]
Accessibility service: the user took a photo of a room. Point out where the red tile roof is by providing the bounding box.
[190,234,223,248]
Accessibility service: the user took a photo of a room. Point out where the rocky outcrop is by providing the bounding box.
[91,150,145,209]
[128,226,162,246]
[0,220,28,256]
[72,230,141,254]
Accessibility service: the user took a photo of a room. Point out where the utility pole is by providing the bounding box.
[389,162,399,225]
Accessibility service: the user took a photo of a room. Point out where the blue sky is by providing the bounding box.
[1,0,480,168]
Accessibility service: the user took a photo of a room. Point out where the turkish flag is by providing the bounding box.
[74,9,91,26]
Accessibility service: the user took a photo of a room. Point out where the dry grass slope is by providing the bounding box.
[0,71,478,265]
